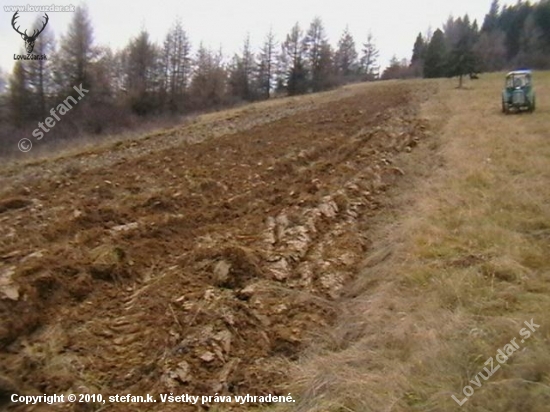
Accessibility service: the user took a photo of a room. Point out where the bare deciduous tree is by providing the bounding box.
[282,23,307,95]
[361,32,380,80]
[57,5,96,91]
[335,26,359,83]
[162,19,192,111]
[256,29,277,99]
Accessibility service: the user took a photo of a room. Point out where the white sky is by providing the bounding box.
[0,0,519,76]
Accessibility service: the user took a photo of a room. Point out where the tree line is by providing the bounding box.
[3,1,548,155]
[383,0,550,83]
[0,6,382,154]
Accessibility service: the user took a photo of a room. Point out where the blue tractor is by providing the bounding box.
[502,70,536,114]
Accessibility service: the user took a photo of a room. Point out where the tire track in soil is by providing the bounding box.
[0,82,434,411]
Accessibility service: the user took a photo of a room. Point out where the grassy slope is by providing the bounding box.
[279,73,550,411]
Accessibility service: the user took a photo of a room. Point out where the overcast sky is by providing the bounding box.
[1,0,519,76]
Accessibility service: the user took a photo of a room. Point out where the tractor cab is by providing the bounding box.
[502,70,536,114]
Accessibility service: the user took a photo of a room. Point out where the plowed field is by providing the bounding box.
[0,81,434,411]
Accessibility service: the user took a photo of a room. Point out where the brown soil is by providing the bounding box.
[0,81,434,411]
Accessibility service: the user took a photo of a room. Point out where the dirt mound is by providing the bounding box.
[0,82,433,411]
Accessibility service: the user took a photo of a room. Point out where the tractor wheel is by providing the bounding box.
[531,97,536,113]
[502,101,509,114]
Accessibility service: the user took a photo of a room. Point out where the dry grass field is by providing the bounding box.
[280,72,550,411]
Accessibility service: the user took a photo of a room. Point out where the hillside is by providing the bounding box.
[1,73,549,412]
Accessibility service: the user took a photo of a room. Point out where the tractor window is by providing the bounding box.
[507,74,531,88]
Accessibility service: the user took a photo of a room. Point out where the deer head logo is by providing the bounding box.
[11,11,49,53]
